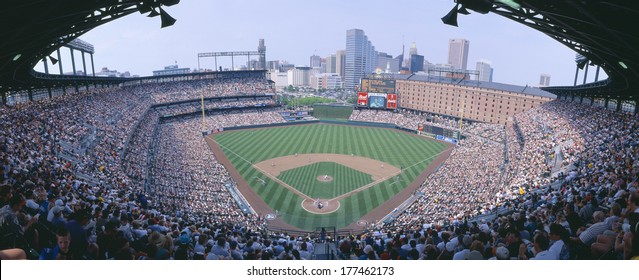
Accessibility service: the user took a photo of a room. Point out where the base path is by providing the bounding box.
[254,154,399,180]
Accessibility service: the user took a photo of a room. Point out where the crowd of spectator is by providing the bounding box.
[1,74,637,261]
[392,135,505,227]
[143,77,273,104]
[346,102,638,260]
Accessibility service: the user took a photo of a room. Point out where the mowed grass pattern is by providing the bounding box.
[214,124,448,230]
[278,162,373,199]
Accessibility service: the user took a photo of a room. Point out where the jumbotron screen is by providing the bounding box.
[357,92,397,109]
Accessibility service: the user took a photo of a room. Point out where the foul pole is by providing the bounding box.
[201,93,207,132]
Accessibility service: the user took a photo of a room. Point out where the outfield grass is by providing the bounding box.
[214,124,447,230]
[278,162,373,199]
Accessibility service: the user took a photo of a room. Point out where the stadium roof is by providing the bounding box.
[455,0,639,100]
[392,74,557,99]
[0,0,180,91]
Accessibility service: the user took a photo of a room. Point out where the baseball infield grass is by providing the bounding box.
[278,162,373,199]
[213,124,447,230]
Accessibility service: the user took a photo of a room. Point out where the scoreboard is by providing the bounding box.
[357,92,397,109]
[356,78,397,110]
[360,78,396,94]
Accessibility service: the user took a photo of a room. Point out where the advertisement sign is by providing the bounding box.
[386,94,397,109]
[357,92,369,107]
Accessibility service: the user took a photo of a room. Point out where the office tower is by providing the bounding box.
[407,42,418,69]
[539,74,551,86]
[410,54,424,73]
[287,66,312,87]
[377,52,399,73]
[335,50,346,78]
[448,39,470,70]
[476,59,493,82]
[325,54,337,74]
[310,55,321,68]
[345,29,377,90]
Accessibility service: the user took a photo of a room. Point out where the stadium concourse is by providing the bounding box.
[1,77,638,260]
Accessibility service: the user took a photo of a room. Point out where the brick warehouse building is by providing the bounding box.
[376,75,556,125]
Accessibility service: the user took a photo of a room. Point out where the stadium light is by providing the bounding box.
[159,7,176,28]
[12,54,21,61]
[618,61,628,69]
[441,4,459,27]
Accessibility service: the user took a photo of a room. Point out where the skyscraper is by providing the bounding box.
[539,74,551,86]
[377,52,399,73]
[310,55,321,68]
[407,42,418,70]
[476,59,493,82]
[325,54,337,74]
[448,39,470,70]
[345,29,377,90]
[335,50,346,79]
[410,54,424,73]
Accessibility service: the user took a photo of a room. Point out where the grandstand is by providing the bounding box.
[0,0,638,262]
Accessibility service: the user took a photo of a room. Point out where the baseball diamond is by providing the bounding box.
[208,124,451,230]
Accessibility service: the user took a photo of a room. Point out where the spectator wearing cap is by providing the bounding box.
[488,246,510,260]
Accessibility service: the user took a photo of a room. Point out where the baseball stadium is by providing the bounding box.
[0,0,638,263]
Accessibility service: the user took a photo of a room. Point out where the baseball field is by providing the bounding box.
[208,124,450,230]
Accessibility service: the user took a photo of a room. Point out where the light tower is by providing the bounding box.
[258,39,266,70]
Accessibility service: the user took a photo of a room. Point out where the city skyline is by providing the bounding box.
[33,0,607,87]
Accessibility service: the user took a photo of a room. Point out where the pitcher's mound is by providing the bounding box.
[316,175,333,183]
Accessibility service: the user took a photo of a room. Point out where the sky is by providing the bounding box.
[35,0,607,87]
